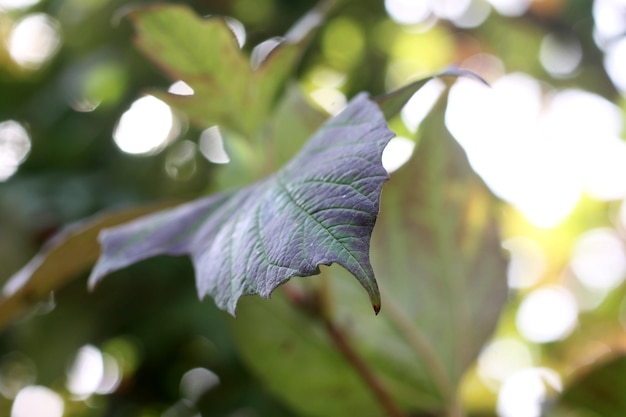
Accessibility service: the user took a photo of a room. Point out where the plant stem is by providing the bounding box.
[322,317,408,417]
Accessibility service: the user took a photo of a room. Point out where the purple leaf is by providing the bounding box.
[88,94,395,315]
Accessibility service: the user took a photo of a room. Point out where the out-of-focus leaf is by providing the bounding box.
[0,203,173,332]
[88,94,395,314]
[551,355,626,417]
[229,90,508,414]
[345,91,507,407]
[230,288,386,417]
[128,4,313,137]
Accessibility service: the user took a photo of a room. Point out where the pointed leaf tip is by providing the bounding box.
[89,94,394,315]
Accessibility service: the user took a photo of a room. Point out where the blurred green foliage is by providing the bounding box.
[2,0,626,416]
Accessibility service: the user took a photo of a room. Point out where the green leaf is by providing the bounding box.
[0,203,174,332]
[128,4,311,137]
[231,290,387,417]
[88,94,395,314]
[363,91,506,404]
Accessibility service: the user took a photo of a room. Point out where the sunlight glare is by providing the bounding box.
[8,13,61,70]
[497,368,561,417]
[382,137,415,174]
[447,72,626,228]
[113,96,176,155]
[571,228,626,291]
[0,121,31,182]
[66,345,104,398]
[12,386,63,417]
[516,286,578,343]
[502,237,546,289]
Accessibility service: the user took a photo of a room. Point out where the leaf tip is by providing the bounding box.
[373,301,381,315]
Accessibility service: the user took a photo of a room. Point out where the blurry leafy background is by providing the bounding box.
[1,0,626,416]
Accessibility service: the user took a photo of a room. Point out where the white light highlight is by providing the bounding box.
[0,0,40,10]
[113,96,176,155]
[605,37,626,93]
[382,137,415,174]
[96,353,121,395]
[8,14,61,70]
[180,367,220,402]
[384,0,432,25]
[478,338,534,388]
[199,126,229,164]
[488,0,530,16]
[571,228,626,291]
[503,237,546,289]
[225,17,246,48]
[593,0,626,44]
[310,88,347,115]
[168,81,194,96]
[0,120,31,182]
[67,345,104,398]
[401,78,445,133]
[497,368,562,417]
[516,286,578,343]
[539,34,582,77]
[12,386,64,417]
[446,73,626,228]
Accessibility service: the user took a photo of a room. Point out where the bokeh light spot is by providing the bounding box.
[165,140,197,181]
[382,137,415,174]
[604,37,626,94]
[0,0,40,10]
[571,228,626,291]
[0,120,31,182]
[113,96,177,155]
[199,126,230,164]
[385,0,432,25]
[67,345,104,398]
[503,237,546,289]
[180,367,220,402]
[8,13,61,70]
[12,386,63,417]
[516,286,578,343]
[401,78,445,133]
[539,33,582,77]
[478,338,534,389]
[488,0,530,16]
[497,368,561,417]
[310,88,347,115]
[168,80,194,96]
[0,353,36,399]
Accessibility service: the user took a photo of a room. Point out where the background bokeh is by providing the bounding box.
[1,0,626,416]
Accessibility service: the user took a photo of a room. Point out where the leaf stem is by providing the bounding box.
[282,282,407,417]
[322,316,408,417]
[379,286,459,412]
